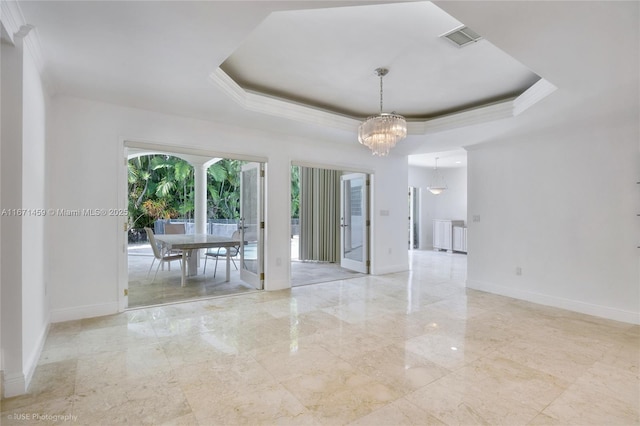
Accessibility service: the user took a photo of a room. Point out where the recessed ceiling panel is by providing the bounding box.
[220,1,540,119]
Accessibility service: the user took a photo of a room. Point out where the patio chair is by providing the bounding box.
[144,227,183,282]
[164,223,185,234]
[203,230,240,277]
[163,222,185,254]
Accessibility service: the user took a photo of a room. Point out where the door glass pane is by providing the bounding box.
[242,166,258,275]
[344,176,364,262]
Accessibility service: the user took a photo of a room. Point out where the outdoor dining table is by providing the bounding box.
[153,234,241,287]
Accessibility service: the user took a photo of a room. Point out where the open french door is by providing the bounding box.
[240,162,264,289]
[340,173,369,273]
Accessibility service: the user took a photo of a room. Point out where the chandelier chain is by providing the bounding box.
[379,73,383,114]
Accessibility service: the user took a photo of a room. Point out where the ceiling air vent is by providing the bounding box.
[441,26,482,48]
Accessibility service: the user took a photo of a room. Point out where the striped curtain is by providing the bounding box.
[299,167,341,262]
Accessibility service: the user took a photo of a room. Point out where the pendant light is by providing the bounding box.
[428,157,447,195]
[358,68,407,156]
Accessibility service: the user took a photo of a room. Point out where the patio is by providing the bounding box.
[127,243,256,308]
[127,236,364,308]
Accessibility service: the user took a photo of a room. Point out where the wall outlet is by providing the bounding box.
[473,215,481,222]
[515,266,522,276]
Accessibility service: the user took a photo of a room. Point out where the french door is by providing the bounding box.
[240,162,264,289]
[340,173,369,273]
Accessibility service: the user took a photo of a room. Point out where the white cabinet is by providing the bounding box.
[453,226,467,253]
[433,220,464,252]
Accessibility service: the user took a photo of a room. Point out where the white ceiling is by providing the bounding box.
[12,1,639,164]
[220,1,539,118]
[408,149,466,169]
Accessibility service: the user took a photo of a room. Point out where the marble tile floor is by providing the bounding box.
[2,250,638,425]
[291,261,364,287]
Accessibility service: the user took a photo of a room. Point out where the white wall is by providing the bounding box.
[21,38,49,386]
[467,119,639,324]
[1,28,25,398]
[47,95,409,321]
[409,166,467,249]
[0,25,49,397]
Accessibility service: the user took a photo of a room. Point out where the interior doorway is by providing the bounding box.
[120,141,265,309]
[408,186,420,249]
[290,164,369,286]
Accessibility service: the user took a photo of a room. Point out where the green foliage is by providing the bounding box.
[141,199,176,220]
[207,159,243,220]
[291,165,300,218]
[127,155,245,230]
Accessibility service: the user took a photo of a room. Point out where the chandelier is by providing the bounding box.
[358,68,407,156]
[428,157,448,195]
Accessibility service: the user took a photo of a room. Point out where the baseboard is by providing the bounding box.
[467,279,640,325]
[23,320,50,390]
[2,316,51,398]
[2,371,26,398]
[372,263,409,276]
[50,301,120,323]
[265,278,289,291]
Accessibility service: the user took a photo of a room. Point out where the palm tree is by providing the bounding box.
[150,155,194,220]
[128,155,246,236]
[207,159,243,219]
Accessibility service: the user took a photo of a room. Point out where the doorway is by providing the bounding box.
[290,164,369,286]
[408,186,420,249]
[120,141,265,309]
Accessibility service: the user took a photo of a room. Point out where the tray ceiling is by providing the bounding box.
[219,2,541,119]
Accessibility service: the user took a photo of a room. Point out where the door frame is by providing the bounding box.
[117,138,267,311]
[290,160,374,280]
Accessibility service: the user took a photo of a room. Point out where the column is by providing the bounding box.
[190,161,207,270]
[194,162,207,235]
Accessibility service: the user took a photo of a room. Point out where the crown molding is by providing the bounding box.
[210,68,556,137]
[513,78,557,116]
[1,0,57,95]
[408,99,516,135]
[1,0,20,43]
[210,68,359,132]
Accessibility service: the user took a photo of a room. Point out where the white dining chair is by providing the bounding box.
[144,227,183,282]
[203,230,240,277]
[164,223,186,234]
[163,222,185,254]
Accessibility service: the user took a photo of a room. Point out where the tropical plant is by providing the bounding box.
[291,165,300,218]
[128,154,194,230]
[128,155,245,232]
[207,159,243,219]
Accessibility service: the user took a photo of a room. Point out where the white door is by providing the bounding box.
[240,162,264,289]
[340,173,369,273]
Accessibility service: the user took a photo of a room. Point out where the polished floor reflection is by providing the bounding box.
[2,250,638,425]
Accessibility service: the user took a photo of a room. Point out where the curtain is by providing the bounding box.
[299,167,341,262]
